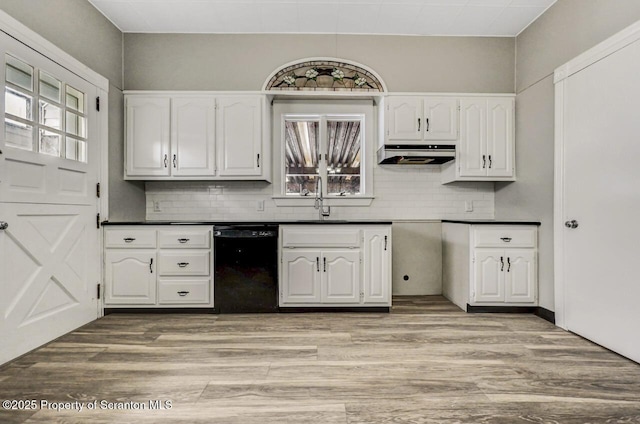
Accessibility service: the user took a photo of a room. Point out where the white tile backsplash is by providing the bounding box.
[145,166,494,221]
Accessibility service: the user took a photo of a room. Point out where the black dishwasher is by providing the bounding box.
[214,225,279,313]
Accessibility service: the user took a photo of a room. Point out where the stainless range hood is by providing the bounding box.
[377,144,456,165]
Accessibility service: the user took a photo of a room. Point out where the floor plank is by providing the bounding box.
[0,296,638,423]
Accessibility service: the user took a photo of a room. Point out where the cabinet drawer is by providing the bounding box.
[158,279,211,304]
[473,226,537,248]
[158,229,211,248]
[158,251,211,276]
[282,226,360,248]
[105,229,156,248]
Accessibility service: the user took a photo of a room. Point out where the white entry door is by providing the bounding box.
[0,32,102,365]
[557,34,640,363]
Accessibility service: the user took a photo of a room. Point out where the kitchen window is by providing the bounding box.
[273,100,374,206]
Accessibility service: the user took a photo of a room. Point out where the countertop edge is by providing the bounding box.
[101,221,394,226]
[441,220,541,226]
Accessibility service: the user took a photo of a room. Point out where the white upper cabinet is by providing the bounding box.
[171,97,216,176]
[386,96,458,143]
[125,96,170,177]
[442,96,515,183]
[124,93,269,181]
[216,96,262,177]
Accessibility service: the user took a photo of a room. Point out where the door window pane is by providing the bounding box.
[65,137,87,162]
[327,120,361,195]
[39,100,62,129]
[39,71,61,103]
[39,129,61,156]
[66,85,84,113]
[65,111,86,138]
[284,120,320,195]
[5,118,33,150]
[6,55,33,91]
[5,87,32,120]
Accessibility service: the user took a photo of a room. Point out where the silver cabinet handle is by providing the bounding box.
[177,262,189,268]
[500,256,504,271]
[507,257,511,273]
[500,237,512,242]
[123,237,136,243]
[178,238,190,243]
[0,221,8,230]
[173,154,177,168]
[177,291,189,297]
[565,220,579,229]
[482,155,486,169]
[417,118,421,132]
[164,154,168,168]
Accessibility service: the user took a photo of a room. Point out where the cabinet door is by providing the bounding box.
[322,251,360,304]
[458,99,487,177]
[504,250,536,303]
[487,98,514,177]
[387,96,423,141]
[473,249,505,303]
[171,97,216,176]
[216,96,262,176]
[125,96,170,177]
[363,229,391,304]
[424,98,458,141]
[281,250,321,304]
[105,251,156,304]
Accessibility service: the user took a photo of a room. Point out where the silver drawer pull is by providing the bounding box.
[177,291,190,297]
[178,238,190,243]
[123,238,136,243]
[177,262,190,268]
[500,237,512,242]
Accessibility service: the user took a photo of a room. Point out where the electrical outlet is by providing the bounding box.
[153,201,161,212]
[256,200,265,212]
[465,201,473,212]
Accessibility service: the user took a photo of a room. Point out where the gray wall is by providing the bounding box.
[0,0,146,221]
[494,0,640,311]
[124,33,514,92]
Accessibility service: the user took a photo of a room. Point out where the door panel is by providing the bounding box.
[387,97,422,141]
[487,98,513,177]
[171,97,215,176]
[473,249,504,302]
[104,251,156,305]
[561,38,640,363]
[282,250,321,303]
[504,250,535,303]
[125,96,170,177]
[459,100,487,177]
[322,251,360,304]
[216,96,262,176]
[363,229,390,304]
[424,98,458,141]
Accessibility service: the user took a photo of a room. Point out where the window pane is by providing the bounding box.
[6,55,33,91]
[328,175,361,196]
[39,100,61,129]
[327,120,361,195]
[39,71,61,103]
[5,118,33,150]
[39,129,60,156]
[66,85,84,113]
[5,87,32,120]
[65,137,87,162]
[284,120,320,195]
[65,111,86,138]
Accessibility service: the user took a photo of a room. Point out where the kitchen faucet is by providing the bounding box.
[314,176,331,220]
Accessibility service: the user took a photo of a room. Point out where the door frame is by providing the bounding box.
[1,10,110,316]
[553,19,640,329]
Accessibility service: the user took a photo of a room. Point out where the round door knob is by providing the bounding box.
[565,220,579,229]
[0,221,8,230]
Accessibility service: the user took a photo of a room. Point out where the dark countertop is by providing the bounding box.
[442,220,541,226]
[101,220,393,226]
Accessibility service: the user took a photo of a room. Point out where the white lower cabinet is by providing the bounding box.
[442,223,538,311]
[280,225,391,308]
[104,226,213,308]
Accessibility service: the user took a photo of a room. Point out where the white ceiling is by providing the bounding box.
[89,0,556,37]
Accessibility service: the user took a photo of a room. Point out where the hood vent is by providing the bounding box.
[377,144,456,165]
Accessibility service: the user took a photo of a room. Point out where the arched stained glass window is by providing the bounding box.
[264,58,385,92]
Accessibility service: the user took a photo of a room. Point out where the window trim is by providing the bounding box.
[272,100,375,207]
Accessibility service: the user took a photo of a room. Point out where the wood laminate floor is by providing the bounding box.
[1,296,639,423]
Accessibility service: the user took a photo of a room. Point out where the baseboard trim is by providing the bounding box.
[104,308,216,314]
[466,305,555,324]
[279,306,390,313]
